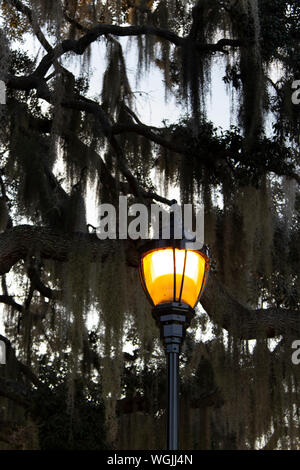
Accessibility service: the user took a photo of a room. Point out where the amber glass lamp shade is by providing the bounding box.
[139,242,210,309]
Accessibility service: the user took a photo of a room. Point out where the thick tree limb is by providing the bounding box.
[7,75,51,100]
[31,24,241,79]
[0,295,23,313]
[112,122,187,155]
[0,225,138,275]
[0,226,299,340]
[6,10,242,84]
[201,272,300,340]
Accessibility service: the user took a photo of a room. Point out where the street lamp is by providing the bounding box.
[139,217,210,450]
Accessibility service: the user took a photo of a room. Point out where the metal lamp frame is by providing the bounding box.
[138,238,210,309]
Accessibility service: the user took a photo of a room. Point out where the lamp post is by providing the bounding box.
[138,217,210,450]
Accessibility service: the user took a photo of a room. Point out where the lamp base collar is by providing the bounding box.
[152,303,195,353]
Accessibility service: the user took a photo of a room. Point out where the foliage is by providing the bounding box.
[0,0,299,450]
[30,355,108,450]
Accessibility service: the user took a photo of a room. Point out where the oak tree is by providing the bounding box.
[0,0,299,449]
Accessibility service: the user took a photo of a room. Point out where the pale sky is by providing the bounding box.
[13,30,233,128]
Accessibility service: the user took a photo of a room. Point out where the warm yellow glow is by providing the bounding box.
[142,248,206,307]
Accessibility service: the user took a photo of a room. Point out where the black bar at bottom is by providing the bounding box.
[167,351,179,450]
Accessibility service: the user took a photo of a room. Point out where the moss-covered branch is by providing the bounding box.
[0,226,299,340]
[201,272,300,340]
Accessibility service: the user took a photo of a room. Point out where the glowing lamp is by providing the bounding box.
[139,241,209,310]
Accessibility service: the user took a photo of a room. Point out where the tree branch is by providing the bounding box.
[0,295,23,313]
[201,272,300,340]
[112,122,187,155]
[0,226,299,340]
[7,15,242,82]
[0,225,137,275]
[26,262,58,300]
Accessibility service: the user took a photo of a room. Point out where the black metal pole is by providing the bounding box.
[167,348,179,450]
[152,303,195,451]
